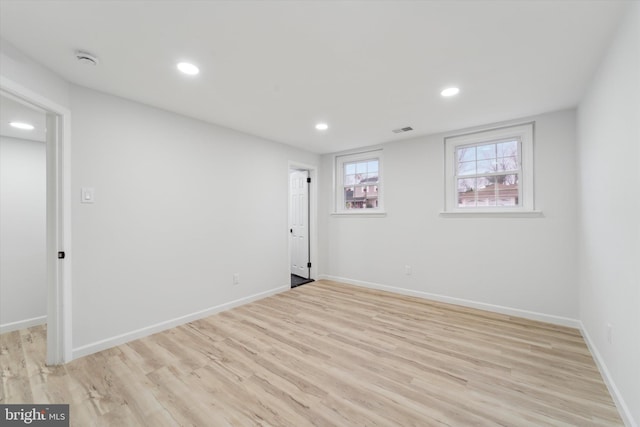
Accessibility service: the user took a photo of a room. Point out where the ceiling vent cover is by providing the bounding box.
[392,126,413,134]
[75,50,99,66]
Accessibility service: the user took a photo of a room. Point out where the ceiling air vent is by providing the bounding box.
[392,126,413,134]
[75,50,99,66]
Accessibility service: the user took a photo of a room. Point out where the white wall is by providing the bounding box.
[319,109,579,323]
[70,85,319,355]
[0,37,70,109]
[577,3,639,425]
[0,136,47,331]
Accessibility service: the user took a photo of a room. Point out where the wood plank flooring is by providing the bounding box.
[1,280,622,426]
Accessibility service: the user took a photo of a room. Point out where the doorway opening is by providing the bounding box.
[0,80,72,365]
[1,93,47,336]
[288,162,317,288]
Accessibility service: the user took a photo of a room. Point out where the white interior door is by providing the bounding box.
[290,170,309,278]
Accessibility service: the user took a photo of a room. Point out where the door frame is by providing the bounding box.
[1,76,72,365]
[289,169,310,279]
[288,161,318,281]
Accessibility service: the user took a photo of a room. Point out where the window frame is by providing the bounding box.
[444,122,535,214]
[334,149,385,215]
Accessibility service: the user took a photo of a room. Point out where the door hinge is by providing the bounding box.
[58,251,66,259]
[307,262,312,268]
[306,177,311,183]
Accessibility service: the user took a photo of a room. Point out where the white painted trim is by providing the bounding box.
[444,121,535,214]
[334,149,384,214]
[579,323,637,427]
[439,210,543,218]
[318,275,580,328]
[72,285,289,360]
[0,76,72,365]
[288,160,319,280]
[330,212,387,217]
[0,316,47,334]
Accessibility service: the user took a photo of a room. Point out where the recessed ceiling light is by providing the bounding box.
[315,123,328,131]
[441,87,460,97]
[9,121,35,130]
[177,62,200,75]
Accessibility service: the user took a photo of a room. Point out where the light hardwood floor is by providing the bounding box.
[1,280,622,426]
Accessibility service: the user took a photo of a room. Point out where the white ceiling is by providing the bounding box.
[0,1,629,153]
[0,93,47,142]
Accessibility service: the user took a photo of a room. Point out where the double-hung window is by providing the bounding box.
[444,123,534,213]
[335,150,383,213]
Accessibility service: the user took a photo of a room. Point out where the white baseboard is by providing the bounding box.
[0,315,47,334]
[72,285,289,360]
[318,275,581,328]
[580,323,637,427]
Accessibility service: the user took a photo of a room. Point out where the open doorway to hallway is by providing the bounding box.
[0,93,47,334]
[0,82,71,365]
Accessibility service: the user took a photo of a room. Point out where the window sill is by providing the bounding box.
[439,210,543,218]
[331,211,387,218]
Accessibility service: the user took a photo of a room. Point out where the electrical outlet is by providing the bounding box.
[233,273,240,285]
[405,265,412,275]
[606,323,612,344]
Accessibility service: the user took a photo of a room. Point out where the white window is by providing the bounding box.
[444,123,534,213]
[335,150,383,213]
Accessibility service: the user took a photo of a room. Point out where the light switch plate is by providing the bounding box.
[81,187,95,204]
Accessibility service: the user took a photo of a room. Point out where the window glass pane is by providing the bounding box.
[503,174,518,185]
[344,187,354,200]
[497,198,517,207]
[476,176,495,206]
[457,147,476,162]
[458,178,475,192]
[476,194,496,206]
[477,176,491,189]
[344,187,357,209]
[458,161,476,176]
[476,143,496,160]
[365,173,378,183]
[457,178,476,207]
[456,175,520,208]
[496,174,519,206]
[338,151,382,211]
[365,196,378,208]
[477,160,496,174]
[497,140,518,157]
[344,186,378,210]
[497,156,518,172]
